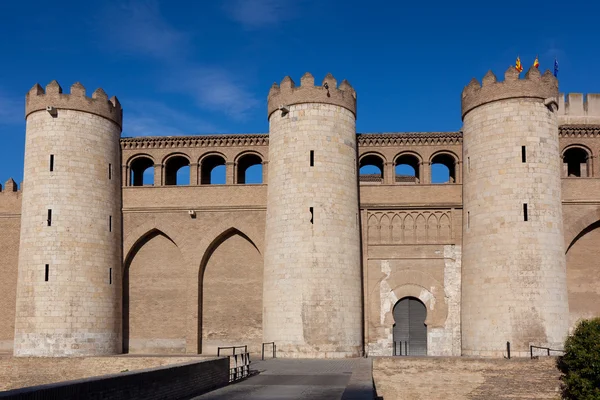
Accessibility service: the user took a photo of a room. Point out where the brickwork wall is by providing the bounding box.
[122,209,265,355]
[202,233,263,355]
[126,232,187,354]
[462,96,570,356]
[263,101,363,358]
[0,190,20,352]
[14,107,122,356]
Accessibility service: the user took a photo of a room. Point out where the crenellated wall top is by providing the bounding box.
[461,66,558,120]
[559,93,600,125]
[267,72,356,119]
[26,81,123,129]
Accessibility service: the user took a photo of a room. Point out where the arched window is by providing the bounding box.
[164,155,190,186]
[395,154,420,184]
[129,156,154,186]
[359,154,384,184]
[200,155,226,185]
[563,147,590,177]
[236,154,263,184]
[393,297,427,356]
[431,153,457,184]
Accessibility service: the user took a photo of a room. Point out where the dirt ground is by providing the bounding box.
[0,354,213,392]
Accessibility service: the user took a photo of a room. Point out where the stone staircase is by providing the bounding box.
[372,356,562,400]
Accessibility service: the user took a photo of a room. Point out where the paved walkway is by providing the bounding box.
[191,358,374,400]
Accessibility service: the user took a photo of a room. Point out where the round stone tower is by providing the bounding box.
[14,81,123,356]
[461,66,570,357]
[263,72,362,358]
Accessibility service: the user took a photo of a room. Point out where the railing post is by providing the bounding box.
[405,341,408,356]
[547,348,550,356]
[530,345,533,359]
[262,343,265,361]
[506,341,511,359]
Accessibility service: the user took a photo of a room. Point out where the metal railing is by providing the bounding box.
[261,342,276,360]
[217,345,251,382]
[217,345,248,356]
[530,345,565,359]
[393,341,409,356]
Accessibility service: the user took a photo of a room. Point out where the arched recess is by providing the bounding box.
[198,228,263,355]
[359,153,385,183]
[236,152,263,184]
[562,145,591,178]
[393,297,427,356]
[123,229,187,354]
[565,219,600,331]
[129,155,155,186]
[200,153,226,184]
[395,152,421,184]
[164,154,191,186]
[430,151,458,184]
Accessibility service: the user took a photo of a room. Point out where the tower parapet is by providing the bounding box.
[461,66,569,357]
[14,80,123,356]
[267,72,356,118]
[461,67,558,120]
[263,72,362,358]
[26,81,122,128]
[558,93,600,125]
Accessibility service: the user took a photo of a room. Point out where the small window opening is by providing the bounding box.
[467,211,470,228]
[47,209,52,226]
[49,155,54,172]
[109,215,112,232]
[45,264,49,282]
[521,146,526,163]
[109,163,112,180]
[468,157,470,173]
[523,204,528,221]
[109,268,112,285]
[310,151,314,167]
[309,207,314,224]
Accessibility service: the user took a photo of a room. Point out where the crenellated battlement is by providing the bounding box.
[25,81,123,129]
[558,93,600,125]
[461,66,558,120]
[267,72,356,119]
[0,178,19,194]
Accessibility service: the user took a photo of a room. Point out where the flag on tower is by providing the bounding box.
[516,56,523,72]
[554,58,559,78]
[533,55,539,69]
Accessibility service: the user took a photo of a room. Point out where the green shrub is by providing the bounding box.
[557,317,600,399]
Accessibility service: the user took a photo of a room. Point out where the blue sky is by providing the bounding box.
[0,0,598,185]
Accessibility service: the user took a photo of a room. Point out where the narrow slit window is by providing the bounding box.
[45,264,49,282]
[47,209,52,226]
[522,146,526,163]
[310,151,314,167]
[467,211,470,228]
[109,268,112,285]
[523,203,528,221]
[309,207,314,224]
[49,155,54,172]
[468,157,470,172]
[109,216,112,232]
[109,163,112,180]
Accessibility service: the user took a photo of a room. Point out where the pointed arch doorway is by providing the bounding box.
[393,297,427,356]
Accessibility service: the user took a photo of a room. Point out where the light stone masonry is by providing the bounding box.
[14,82,122,356]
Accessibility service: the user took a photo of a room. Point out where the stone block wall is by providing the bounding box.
[14,107,122,356]
[263,102,363,358]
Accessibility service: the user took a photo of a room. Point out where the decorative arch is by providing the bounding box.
[234,151,264,184]
[128,154,155,186]
[382,270,448,328]
[359,152,386,183]
[430,151,459,184]
[197,227,263,355]
[198,152,227,185]
[162,153,191,186]
[562,145,592,178]
[566,211,600,254]
[123,228,186,354]
[124,223,189,267]
[394,151,422,184]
